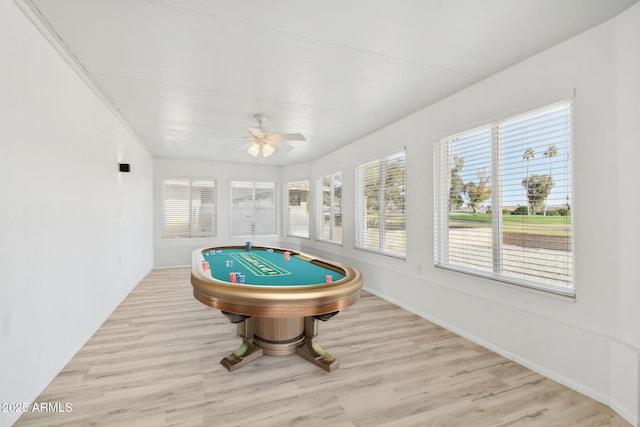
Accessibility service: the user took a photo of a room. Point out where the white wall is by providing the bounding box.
[154,158,281,267]
[282,4,640,426]
[611,3,640,420]
[0,2,154,426]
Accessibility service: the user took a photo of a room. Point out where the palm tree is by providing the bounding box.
[523,148,535,214]
[543,145,559,215]
[543,145,558,174]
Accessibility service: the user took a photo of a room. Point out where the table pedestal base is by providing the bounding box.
[220,312,339,372]
[220,315,264,372]
[254,317,305,356]
[295,316,339,372]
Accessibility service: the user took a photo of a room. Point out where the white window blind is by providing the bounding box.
[287,180,310,238]
[356,151,406,258]
[317,172,342,244]
[162,179,216,238]
[231,181,277,236]
[434,100,574,295]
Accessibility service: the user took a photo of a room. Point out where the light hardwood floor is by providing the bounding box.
[16,268,630,427]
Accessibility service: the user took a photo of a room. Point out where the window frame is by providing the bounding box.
[316,171,343,245]
[355,150,407,259]
[230,180,278,237]
[161,178,216,239]
[434,100,575,296]
[286,179,310,239]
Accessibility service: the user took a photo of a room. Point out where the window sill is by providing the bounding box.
[435,263,576,300]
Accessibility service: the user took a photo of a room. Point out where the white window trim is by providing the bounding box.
[316,171,343,245]
[286,179,310,239]
[434,100,575,297]
[161,178,216,239]
[229,181,278,237]
[355,150,406,259]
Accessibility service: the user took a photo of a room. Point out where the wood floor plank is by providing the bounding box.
[15,268,631,427]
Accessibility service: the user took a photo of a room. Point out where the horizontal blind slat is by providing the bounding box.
[162,179,216,238]
[231,181,277,236]
[356,151,406,258]
[317,172,342,243]
[435,100,574,293]
[287,180,310,238]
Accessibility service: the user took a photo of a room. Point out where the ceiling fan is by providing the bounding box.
[245,114,306,158]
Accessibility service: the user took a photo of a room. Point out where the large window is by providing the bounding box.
[231,181,277,236]
[162,179,216,238]
[434,100,574,295]
[356,151,406,258]
[317,172,342,244]
[286,180,310,238]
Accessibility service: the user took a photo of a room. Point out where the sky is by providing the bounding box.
[448,102,572,210]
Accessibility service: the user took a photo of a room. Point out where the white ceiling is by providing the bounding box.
[22,0,638,165]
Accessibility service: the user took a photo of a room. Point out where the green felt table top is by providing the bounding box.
[202,248,345,286]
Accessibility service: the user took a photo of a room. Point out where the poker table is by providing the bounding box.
[190,245,363,372]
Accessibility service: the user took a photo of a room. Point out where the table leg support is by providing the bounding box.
[220,316,263,372]
[295,316,339,372]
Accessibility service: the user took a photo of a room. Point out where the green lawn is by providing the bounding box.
[449,213,571,225]
[448,213,571,236]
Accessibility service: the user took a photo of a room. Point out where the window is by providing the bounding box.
[231,181,277,236]
[356,151,406,258]
[317,172,342,244]
[286,180,310,238]
[162,179,216,238]
[434,100,574,295]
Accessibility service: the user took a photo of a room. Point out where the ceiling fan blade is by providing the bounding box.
[270,133,306,142]
[204,136,250,140]
[248,127,264,138]
[239,141,256,150]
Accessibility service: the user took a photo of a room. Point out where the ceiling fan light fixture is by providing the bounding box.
[243,114,303,159]
[247,142,260,157]
[262,143,275,158]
